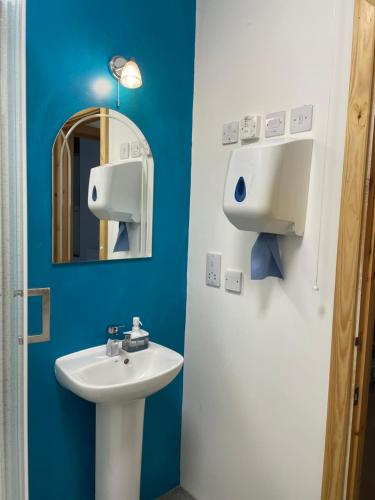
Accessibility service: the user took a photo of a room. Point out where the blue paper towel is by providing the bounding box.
[113,221,129,252]
[251,233,284,280]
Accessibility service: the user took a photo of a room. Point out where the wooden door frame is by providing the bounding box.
[53,107,109,263]
[322,0,375,499]
[99,107,109,260]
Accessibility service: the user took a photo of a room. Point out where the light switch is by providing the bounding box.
[206,253,221,288]
[222,121,239,145]
[131,141,141,157]
[225,269,242,293]
[120,142,129,160]
[141,139,151,156]
[290,105,313,134]
[265,111,286,138]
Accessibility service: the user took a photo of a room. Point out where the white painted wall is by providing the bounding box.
[181,1,355,499]
[107,110,153,259]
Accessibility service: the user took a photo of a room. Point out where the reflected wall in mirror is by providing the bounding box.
[52,108,153,264]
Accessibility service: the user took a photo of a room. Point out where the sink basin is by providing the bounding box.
[55,342,183,500]
[55,342,183,404]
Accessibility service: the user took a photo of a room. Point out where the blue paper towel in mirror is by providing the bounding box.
[251,233,284,280]
[114,221,129,252]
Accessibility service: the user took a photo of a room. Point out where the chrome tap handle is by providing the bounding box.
[106,324,127,340]
[106,325,128,357]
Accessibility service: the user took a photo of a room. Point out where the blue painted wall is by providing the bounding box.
[26,2,195,499]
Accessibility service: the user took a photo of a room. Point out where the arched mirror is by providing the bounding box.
[52,108,153,264]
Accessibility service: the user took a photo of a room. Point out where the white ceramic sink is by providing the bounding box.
[55,342,183,500]
[55,342,183,404]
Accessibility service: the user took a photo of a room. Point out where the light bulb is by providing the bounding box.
[120,60,142,89]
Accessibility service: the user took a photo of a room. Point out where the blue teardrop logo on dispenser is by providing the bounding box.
[235,176,246,202]
[92,185,97,201]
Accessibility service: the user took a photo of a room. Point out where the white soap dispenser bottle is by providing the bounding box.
[126,316,149,352]
[131,317,142,337]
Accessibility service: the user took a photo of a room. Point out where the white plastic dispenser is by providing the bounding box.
[223,139,313,236]
[88,159,142,223]
[130,317,148,339]
[122,317,149,353]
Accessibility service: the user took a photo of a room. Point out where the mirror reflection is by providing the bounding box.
[52,108,153,264]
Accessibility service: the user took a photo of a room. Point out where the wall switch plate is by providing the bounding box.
[141,139,151,156]
[240,115,261,141]
[265,111,286,138]
[222,121,239,145]
[120,142,129,160]
[131,141,141,157]
[290,105,313,134]
[206,253,221,287]
[225,269,242,293]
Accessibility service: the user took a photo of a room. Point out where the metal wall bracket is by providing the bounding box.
[28,288,50,344]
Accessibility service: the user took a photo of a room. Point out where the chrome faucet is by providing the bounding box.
[106,324,131,357]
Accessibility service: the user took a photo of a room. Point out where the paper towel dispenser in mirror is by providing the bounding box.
[223,139,313,236]
[88,160,142,223]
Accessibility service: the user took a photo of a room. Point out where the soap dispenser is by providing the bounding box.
[122,317,149,353]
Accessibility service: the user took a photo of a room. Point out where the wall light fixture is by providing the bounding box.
[108,55,143,108]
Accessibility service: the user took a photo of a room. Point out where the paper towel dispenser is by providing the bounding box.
[88,160,142,223]
[223,139,313,236]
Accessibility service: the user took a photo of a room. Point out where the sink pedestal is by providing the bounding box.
[55,343,183,499]
[96,399,145,500]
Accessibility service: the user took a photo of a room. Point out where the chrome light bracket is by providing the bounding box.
[108,55,128,108]
[108,55,127,80]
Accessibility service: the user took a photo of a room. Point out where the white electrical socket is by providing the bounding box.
[265,111,286,138]
[131,141,141,157]
[290,105,313,134]
[225,269,242,293]
[240,115,261,141]
[120,142,129,160]
[206,253,221,287]
[222,121,239,145]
